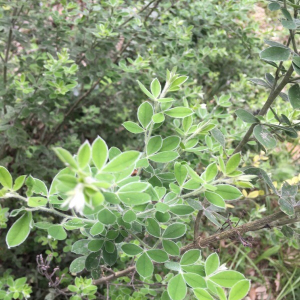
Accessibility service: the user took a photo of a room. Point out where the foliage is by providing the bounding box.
[0,0,262,180]
[0,0,299,300]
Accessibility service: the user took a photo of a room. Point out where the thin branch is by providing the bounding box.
[193,210,202,242]
[233,64,294,154]
[119,0,156,28]
[181,205,300,253]
[93,266,136,285]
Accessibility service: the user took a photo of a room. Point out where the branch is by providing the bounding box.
[233,64,294,154]
[193,210,202,242]
[91,206,300,286]
[119,0,156,28]
[181,205,300,253]
[93,266,136,285]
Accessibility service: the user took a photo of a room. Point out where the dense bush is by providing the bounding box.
[0,0,299,300]
[0,0,262,179]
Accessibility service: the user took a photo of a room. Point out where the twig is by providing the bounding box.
[233,64,294,154]
[119,0,156,28]
[193,210,203,242]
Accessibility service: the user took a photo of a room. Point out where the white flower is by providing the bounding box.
[62,183,86,214]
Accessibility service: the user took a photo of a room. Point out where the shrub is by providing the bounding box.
[0,1,299,300]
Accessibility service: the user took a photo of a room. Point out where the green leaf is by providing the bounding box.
[203,163,218,182]
[136,253,154,278]
[160,136,181,151]
[69,256,86,274]
[282,19,296,29]
[54,147,78,169]
[180,249,201,266]
[98,209,116,224]
[88,239,104,252]
[103,247,118,266]
[152,113,165,123]
[122,243,143,256]
[163,240,180,256]
[77,141,91,169]
[215,184,242,200]
[146,218,161,237]
[165,261,181,272]
[102,151,140,172]
[194,288,214,300]
[123,210,136,223]
[151,78,161,98]
[149,151,179,163]
[244,167,277,194]
[6,212,32,248]
[167,274,187,300]
[183,273,206,288]
[169,76,188,90]
[85,251,101,271]
[169,205,194,215]
[137,80,155,100]
[119,182,149,192]
[13,175,26,191]
[123,121,144,133]
[279,197,294,215]
[147,136,163,155]
[138,102,154,128]
[165,107,193,118]
[205,191,225,208]
[288,84,300,109]
[28,196,48,207]
[209,270,245,287]
[228,280,251,300]
[216,287,227,300]
[253,124,277,149]
[260,46,290,62]
[163,223,186,239]
[235,109,259,124]
[147,249,168,262]
[226,153,241,175]
[118,192,151,205]
[174,163,187,186]
[48,225,67,240]
[90,222,105,236]
[205,252,220,276]
[268,2,280,11]
[0,166,13,188]
[72,239,90,255]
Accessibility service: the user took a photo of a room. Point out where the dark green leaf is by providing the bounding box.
[121,244,143,256]
[260,47,290,62]
[288,84,300,109]
[235,109,259,124]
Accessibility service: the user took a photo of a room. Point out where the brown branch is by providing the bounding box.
[181,205,300,253]
[91,206,300,286]
[193,210,202,242]
[93,266,136,285]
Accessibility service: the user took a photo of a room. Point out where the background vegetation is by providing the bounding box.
[0,0,299,299]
